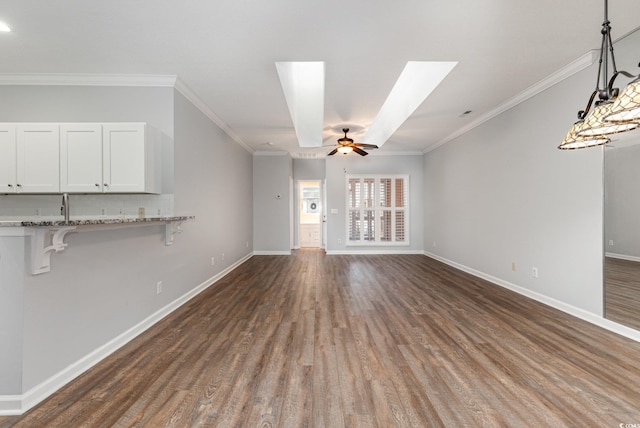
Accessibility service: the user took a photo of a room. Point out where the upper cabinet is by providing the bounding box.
[60,124,103,192]
[102,123,159,194]
[0,122,160,195]
[0,125,17,193]
[1,124,61,194]
[59,123,159,194]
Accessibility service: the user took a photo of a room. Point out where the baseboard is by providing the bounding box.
[326,249,424,255]
[253,250,291,255]
[424,251,640,343]
[605,252,640,263]
[0,396,21,415]
[0,252,254,416]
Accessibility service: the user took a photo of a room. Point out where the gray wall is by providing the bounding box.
[423,56,604,315]
[0,236,25,395]
[326,154,424,253]
[0,85,253,392]
[253,154,292,253]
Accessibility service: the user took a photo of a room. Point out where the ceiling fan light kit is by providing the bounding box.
[328,128,379,156]
[559,0,640,150]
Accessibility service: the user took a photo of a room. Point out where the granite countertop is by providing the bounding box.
[0,216,194,227]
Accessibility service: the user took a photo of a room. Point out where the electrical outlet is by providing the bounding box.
[100,208,106,216]
[338,238,342,244]
[35,208,41,216]
[246,241,249,248]
[156,281,163,295]
[609,240,614,246]
[433,241,437,248]
[511,262,516,271]
[211,257,215,266]
[532,267,538,278]
[221,253,225,261]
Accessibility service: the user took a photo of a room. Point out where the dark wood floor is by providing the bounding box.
[3,250,640,427]
[605,256,640,331]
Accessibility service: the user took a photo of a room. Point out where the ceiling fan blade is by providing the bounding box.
[352,147,368,156]
[327,148,339,156]
[354,143,379,149]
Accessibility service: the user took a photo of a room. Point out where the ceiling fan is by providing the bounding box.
[327,128,379,156]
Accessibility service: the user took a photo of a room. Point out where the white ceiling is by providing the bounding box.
[1,0,640,157]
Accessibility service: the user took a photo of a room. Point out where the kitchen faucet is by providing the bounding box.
[61,193,70,224]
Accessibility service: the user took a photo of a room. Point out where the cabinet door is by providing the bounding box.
[0,125,17,193]
[16,124,60,193]
[103,123,146,193]
[60,124,103,193]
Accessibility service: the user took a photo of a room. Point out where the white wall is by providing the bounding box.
[253,154,292,253]
[0,85,253,403]
[423,58,604,315]
[326,154,424,253]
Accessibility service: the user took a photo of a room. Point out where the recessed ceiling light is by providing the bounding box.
[0,22,11,32]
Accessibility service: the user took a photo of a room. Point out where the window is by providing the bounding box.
[347,174,409,245]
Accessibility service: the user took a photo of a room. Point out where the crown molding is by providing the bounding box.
[424,50,599,154]
[0,73,177,87]
[173,78,254,154]
[253,150,289,156]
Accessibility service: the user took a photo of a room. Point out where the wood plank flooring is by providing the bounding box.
[2,250,640,427]
[605,256,640,331]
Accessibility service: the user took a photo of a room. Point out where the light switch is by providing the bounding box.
[331,209,338,215]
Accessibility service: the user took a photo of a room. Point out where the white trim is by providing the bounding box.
[0,73,177,87]
[424,50,599,153]
[424,251,640,343]
[367,150,425,157]
[253,150,289,156]
[327,249,423,255]
[0,396,21,415]
[173,79,253,154]
[253,250,292,255]
[0,252,254,416]
[605,252,640,263]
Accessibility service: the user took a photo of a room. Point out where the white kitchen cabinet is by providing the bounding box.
[102,123,159,194]
[16,124,60,193]
[60,124,103,192]
[0,125,17,193]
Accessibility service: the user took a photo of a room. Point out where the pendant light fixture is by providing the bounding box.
[559,0,640,150]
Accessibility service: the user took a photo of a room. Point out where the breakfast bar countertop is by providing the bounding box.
[0,216,195,227]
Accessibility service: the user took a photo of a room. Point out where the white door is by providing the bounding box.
[16,124,60,193]
[60,124,103,193]
[0,125,16,193]
[299,180,322,248]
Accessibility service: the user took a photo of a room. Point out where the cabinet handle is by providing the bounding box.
[95,183,100,187]
[16,184,22,187]
[104,183,109,187]
[7,184,12,187]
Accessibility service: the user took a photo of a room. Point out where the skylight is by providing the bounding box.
[362,61,457,147]
[275,61,325,148]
